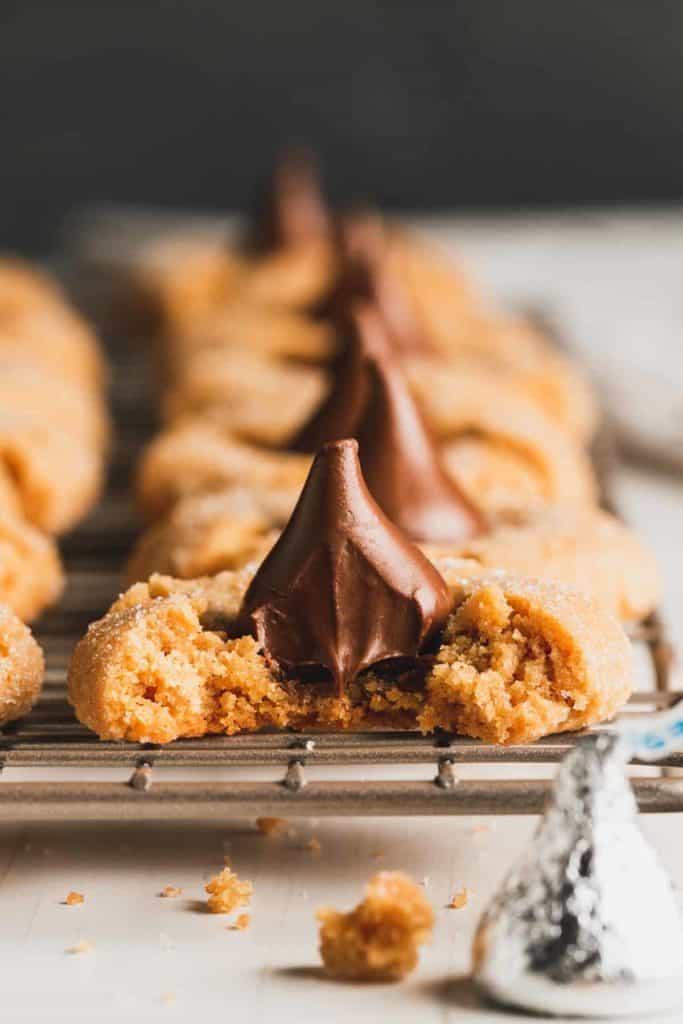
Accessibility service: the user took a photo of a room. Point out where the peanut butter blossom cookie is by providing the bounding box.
[128,148,338,342]
[159,209,596,445]
[136,303,595,521]
[70,441,632,745]
[129,305,653,621]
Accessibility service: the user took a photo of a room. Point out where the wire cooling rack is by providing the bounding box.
[1,231,678,822]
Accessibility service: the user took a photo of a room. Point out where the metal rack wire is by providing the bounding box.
[1,247,677,821]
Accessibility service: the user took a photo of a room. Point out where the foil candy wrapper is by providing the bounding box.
[472,733,683,1018]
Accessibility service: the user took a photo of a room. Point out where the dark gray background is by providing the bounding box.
[2,1,682,253]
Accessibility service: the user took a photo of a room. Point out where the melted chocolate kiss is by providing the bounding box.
[354,307,485,543]
[237,439,453,695]
[247,148,331,253]
[286,307,372,453]
[288,303,484,543]
[318,213,432,355]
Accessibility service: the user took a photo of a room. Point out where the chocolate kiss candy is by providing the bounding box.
[320,212,432,355]
[247,148,331,253]
[238,439,453,695]
[472,733,683,1018]
[353,306,484,543]
[286,305,372,453]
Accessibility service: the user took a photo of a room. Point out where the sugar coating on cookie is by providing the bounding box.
[0,604,44,725]
[68,566,632,746]
[317,871,434,981]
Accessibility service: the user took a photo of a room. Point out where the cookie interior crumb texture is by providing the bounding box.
[317,871,434,981]
[205,867,253,915]
[68,567,633,745]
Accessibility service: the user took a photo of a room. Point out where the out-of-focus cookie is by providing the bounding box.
[137,370,595,523]
[164,301,335,383]
[425,505,659,622]
[235,147,336,310]
[0,510,64,621]
[68,564,632,746]
[126,233,242,338]
[0,363,110,450]
[0,306,107,392]
[0,604,44,725]
[127,150,336,338]
[448,317,598,443]
[0,409,104,534]
[136,420,309,522]
[162,348,328,444]
[126,487,286,583]
[162,336,597,457]
[0,258,66,317]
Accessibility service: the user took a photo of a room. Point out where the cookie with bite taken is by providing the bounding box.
[71,440,632,745]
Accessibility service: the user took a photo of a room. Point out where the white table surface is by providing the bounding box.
[4,210,683,1022]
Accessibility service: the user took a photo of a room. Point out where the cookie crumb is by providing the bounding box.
[161,992,176,1006]
[449,887,470,909]
[256,816,287,836]
[159,885,182,898]
[306,837,322,854]
[470,823,491,835]
[317,871,434,981]
[64,891,85,906]
[231,913,251,931]
[205,867,252,915]
[66,939,94,955]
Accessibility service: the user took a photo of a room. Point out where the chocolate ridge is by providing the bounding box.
[238,439,453,695]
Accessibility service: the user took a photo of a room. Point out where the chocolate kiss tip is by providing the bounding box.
[354,306,486,543]
[238,438,453,695]
[322,212,433,355]
[285,301,380,453]
[252,147,330,252]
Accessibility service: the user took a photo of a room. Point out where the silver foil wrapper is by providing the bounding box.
[473,733,683,1018]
